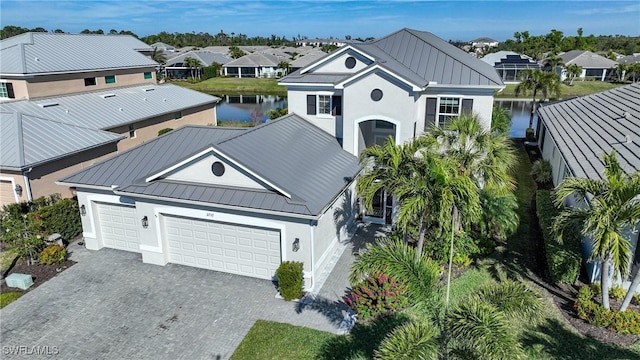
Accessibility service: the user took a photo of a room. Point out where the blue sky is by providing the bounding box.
[1,1,638,41]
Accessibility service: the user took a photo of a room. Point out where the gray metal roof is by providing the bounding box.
[619,55,640,65]
[165,50,232,67]
[559,50,618,68]
[279,71,350,85]
[282,28,503,88]
[290,51,328,68]
[0,32,157,76]
[59,114,360,217]
[223,52,280,67]
[0,111,122,171]
[0,84,219,131]
[538,83,640,180]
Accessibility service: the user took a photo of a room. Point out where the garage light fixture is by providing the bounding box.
[141,216,149,229]
[14,184,22,196]
[293,238,300,252]
[80,204,86,216]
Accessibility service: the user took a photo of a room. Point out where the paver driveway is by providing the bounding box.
[0,234,370,360]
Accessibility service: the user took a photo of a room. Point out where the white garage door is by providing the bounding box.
[164,215,281,280]
[97,203,140,253]
[0,180,17,206]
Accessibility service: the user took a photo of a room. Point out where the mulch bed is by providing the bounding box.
[1,256,75,295]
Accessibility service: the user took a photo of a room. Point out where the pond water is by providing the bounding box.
[214,94,535,138]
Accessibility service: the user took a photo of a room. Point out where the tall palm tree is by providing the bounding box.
[491,106,512,136]
[515,69,562,128]
[543,53,564,75]
[183,57,203,80]
[553,151,640,310]
[565,64,583,85]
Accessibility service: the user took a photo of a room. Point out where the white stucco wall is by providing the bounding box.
[420,87,496,131]
[287,86,343,138]
[310,49,372,74]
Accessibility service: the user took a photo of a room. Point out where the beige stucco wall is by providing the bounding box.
[21,67,156,99]
[0,79,29,101]
[0,171,28,206]
[108,104,216,151]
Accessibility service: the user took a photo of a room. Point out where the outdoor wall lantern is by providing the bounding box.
[14,184,22,196]
[292,238,300,252]
[141,216,149,229]
[80,204,86,216]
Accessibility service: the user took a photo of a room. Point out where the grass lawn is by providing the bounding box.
[0,292,22,309]
[174,77,286,95]
[0,249,18,272]
[497,81,624,99]
[230,141,640,359]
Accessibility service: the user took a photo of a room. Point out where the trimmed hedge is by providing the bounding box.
[575,286,640,335]
[276,261,304,301]
[536,190,582,284]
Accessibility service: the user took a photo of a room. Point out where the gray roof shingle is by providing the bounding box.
[59,114,360,216]
[559,50,618,68]
[0,32,157,76]
[538,83,640,180]
[165,50,232,67]
[223,52,280,67]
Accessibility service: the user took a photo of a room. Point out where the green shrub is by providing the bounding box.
[610,285,626,301]
[473,280,544,322]
[423,231,481,266]
[531,160,552,183]
[35,198,82,240]
[276,261,304,301]
[344,272,409,321]
[1,213,46,264]
[589,282,602,298]
[536,190,582,284]
[633,292,640,306]
[0,292,22,309]
[158,128,173,136]
[574,286,640,335]
[39,244,66,265]
[526,127,535,141]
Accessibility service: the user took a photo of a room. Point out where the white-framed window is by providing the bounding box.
[128,124,136,138]
[438,97,460,127]
[318,95,331,115]
[0,82,15,99]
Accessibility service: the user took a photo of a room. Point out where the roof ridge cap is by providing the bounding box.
[15,112,26,166]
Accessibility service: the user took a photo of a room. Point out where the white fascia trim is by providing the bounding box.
[54,182,114,192]
[316,90,335,96]
[0,176,20,203]
[83,193,135,239]
[144,146,292,199]
[112,189,319,221]
[300,45,374,74]
[335,64,421,91]
[278,82,335,87]
[426,84,505,91]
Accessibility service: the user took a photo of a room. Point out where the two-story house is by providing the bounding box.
[280,28,504,223]
[0,32,219,206]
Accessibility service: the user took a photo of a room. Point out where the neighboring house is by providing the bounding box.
[471,37,499,49]
[0,32,219,206]
[480,51,542,83]
[280,28,504,224]
[164,50,232,79]
[290,50,327,72]
[559,50,618,81]
[149,42,175,53]
[57,114,360,291]
[296,38,347,47]
[619,54,640,65]
[537,83,640,286]
[223,52,282,78]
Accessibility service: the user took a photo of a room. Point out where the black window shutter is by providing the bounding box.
[306,95,316,115]
[331,95,342,116]
[6,83,15,99]
[425,97,437,131]
[461,99,473,115]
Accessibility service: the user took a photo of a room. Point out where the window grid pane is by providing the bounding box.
[318,95,331,115]
[438,97,460,127]
[144,72,152,79]
[0,84,7,98]
[105,75,116,84]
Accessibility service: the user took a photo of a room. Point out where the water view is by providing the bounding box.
[215,94,534,138]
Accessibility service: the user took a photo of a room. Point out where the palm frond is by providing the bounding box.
[374,321,440,360]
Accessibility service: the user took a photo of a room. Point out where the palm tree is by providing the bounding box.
[491,106,512,136]
[151,47,167,80]
[543,53,564,75]
[515,69,562,128]
[277,61,291,76]
[183,57,203,80]
[565,64,582,85]
[553,151,640,311]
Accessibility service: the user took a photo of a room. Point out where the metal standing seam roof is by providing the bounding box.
[281,28,503,88]
[0,32,157,76]
[165,50,232,67]
[290,51,328,68]
[59,114,360,217]
[0,111,123,171]
[0,84,219,131]
[538,83,640,180]
[223,52,280,67]
[559,50,619,68]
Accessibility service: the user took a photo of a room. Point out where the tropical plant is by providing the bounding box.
[472,280,543,322]
[277,61,291,75]
[374,321,439,360]
[565,64,583,85]
[39,244,66,265]
[543,53,564,74]
[615,63,628,82]
[344,272,409,320]
[491,106,511,136]
[266,107,288,120]
[229,45,245,59]
[183,56,203,80]
[531,159,552,183]
[1,214,45,265]
[515,69,562,128]
[553,151,640,311]
[478,189,519,241]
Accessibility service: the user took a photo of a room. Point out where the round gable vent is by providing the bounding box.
[211,161,225,177]
[371,89,383,101]
[345,56,356,69]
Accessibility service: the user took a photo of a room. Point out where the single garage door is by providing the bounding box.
[164,215,281,280]
[97,203,140,253]
[0,180,17,206]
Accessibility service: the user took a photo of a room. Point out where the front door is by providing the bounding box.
[362,189,393,225]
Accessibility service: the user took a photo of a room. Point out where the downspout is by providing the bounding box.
[23,168,33,201]
[309,220,315,292]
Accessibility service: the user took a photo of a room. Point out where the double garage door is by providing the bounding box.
[164,215,281,280]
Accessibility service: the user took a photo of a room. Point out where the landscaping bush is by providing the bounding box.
[422,231,481,266]
[531,160,552,183]
[276,261,304,301]
[35,198,82,240]
[526,127,535,141]
[536,190,582,284]
[39,244,66,265]
[0,292,22,309]
[158,128,173,136]
[610,285,626,301]
[574,285,640,335]
[633,292,640,306]
[1,213,46,264]
[344,272,409,321]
